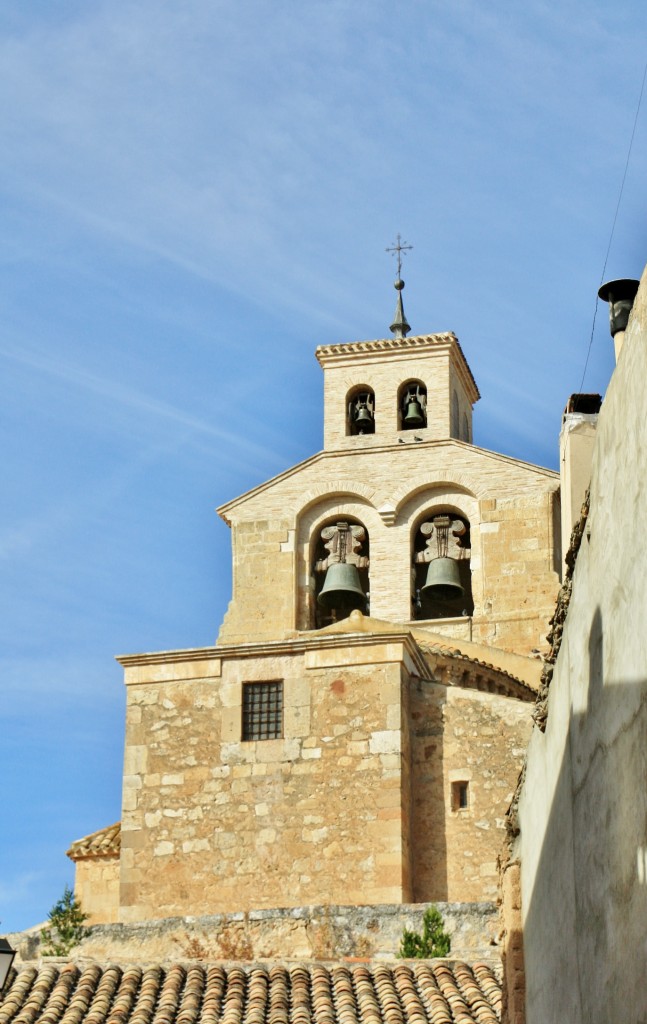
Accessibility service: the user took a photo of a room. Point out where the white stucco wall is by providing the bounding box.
[518,264,647,1023]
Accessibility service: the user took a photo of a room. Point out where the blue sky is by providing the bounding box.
[1,1,645,932]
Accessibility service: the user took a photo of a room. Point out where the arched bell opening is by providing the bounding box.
[398,379,427,431]
[461,412,470,443]
[411,511,473,620]
[346,386,375,436]
[311,517,370,628]
[451,389,460,439]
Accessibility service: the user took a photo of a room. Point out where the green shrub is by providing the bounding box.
[398,906,451,958]
[41,886,88,956]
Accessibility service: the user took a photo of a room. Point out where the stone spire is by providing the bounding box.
[386,234,412,338]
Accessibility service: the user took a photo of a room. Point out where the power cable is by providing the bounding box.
[578,56,647,393]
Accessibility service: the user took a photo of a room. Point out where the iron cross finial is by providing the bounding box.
[386,234,413,279]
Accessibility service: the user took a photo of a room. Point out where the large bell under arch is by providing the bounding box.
[412,512,473,620]
[312,518,369,627]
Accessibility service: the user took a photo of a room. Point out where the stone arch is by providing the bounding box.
[298,481,378,519]
[346,384,375,436]
[297,498,380,630]
[387,476,481,523]
[410,504,474,621]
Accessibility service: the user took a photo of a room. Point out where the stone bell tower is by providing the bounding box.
[73,243,562,928]
[217,251,559,653]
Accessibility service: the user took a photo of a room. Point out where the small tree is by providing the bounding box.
[398,906,451,958]
[41,886,88,956]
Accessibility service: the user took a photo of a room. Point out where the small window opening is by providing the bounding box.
[451,781,469,810]
[242,681,283,741]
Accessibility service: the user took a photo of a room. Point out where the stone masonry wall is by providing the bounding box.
[118,634,531,926]
[318,339,474,451]
[9,902,500,966]
[74,855,120,925]
[120,644,412,923]
[410,685,533,903]
[217,442,559,654]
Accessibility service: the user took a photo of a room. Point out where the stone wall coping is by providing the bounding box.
[116,630,428,675]
[116,625,532,696]
[70,900,499,938]
[216,439,559,524]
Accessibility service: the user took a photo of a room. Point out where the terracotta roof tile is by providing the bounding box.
[66,825,121,862]
[1,964,501,1024]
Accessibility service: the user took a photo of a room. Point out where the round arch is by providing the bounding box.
[410,503,474,621]
[345,384,375,436]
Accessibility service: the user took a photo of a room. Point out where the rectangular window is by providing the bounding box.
[242,681,283,741]
[451,780,470,811]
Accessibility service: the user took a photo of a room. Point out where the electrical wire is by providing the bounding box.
[578,56,647,393]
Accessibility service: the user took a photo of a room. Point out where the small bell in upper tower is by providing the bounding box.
[401,383,427,430]
[348,390,375,435]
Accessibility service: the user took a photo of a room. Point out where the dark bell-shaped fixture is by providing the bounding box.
[350,392,375,435]
[354,405,374,431]
[318,562,366,612]
[598,279,640,337]
[401,385,427,430]
[421,556,464,601]
[403,398,425,427]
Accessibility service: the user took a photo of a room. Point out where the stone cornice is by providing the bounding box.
[117,631,427,676]
[315,332,480,402]
[116,629,533,700]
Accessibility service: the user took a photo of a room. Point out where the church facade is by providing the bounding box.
[69,295,561,927]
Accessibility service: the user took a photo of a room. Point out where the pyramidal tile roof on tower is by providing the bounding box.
[0,961,502,1024]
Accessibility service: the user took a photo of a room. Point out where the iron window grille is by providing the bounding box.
[242,681,283,741]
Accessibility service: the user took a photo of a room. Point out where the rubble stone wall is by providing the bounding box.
[10,902,500,966]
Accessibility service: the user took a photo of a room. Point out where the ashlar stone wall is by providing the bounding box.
[410,685,532,903]
[74,855,120,925]
[315,334,478,451]
[119,637,417,923]
[217,440,559,656]
[116,633,532,926]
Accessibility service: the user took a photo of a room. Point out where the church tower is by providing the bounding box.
[70,249,560,930]
[217,264,559,653]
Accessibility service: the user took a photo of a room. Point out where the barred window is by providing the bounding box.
[242,682,283,741]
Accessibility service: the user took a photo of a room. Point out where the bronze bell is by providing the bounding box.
[318,562,366,611]
[404,399,425,427]
[421,557,464,601]
[354,405,374,432]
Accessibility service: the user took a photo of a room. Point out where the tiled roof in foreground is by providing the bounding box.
[0,961,501,1024]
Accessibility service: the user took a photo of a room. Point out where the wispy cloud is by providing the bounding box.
[0,341,286,466]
